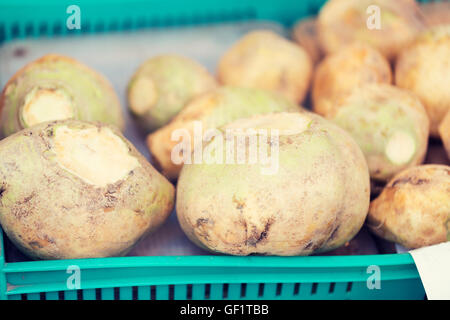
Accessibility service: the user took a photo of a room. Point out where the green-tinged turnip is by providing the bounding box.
[176,112,370,256]
[0,120,174,260]
[127,55,217,132]
[329,84,429,181]
[0,54,124,137]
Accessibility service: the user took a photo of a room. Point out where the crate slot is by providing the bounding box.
[346,282,353,293]
[258,283,264,297]
[136,17,146,28]
[328,282,336,294]
[276,283,282,296]
[186,284,193,300]
[293,283,301,295]
[11,23,20,38]
[0,23,5,42]
[150,285,156,300]
[240,283,247,298]
[311,283,318,295]
[95,288,101,300]
[132,286,138,300]
[222,283,229,299]
[83,21,92,33]
[53,22,62,35]
[204,284,211,299]
[24,23,33,37]
[122,19,133,30]
[169,285,175,300]
[108,20,120,32]
[38,22,48,36]
[95,21,105,33]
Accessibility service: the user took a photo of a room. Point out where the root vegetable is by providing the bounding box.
[127,55,217,132]
[0,54,124,137]
[312,44,392,117]
[0,120,174,260]
[217,30,313,104]
[328,84,429,181]
[147,87,303,180]
[176,112,370,256]
[395,25,450,137]
[368,165,450,249]
[317,0,425,60]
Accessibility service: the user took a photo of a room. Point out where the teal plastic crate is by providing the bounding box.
[0,0,327,43]
[0,228,425,300]
[0,0,432,300]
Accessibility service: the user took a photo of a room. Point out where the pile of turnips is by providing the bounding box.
[0,0,448,260]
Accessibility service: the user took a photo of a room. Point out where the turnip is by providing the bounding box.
[395,25,450,137]
[176,112,370,256]
[127,55,217,132]
[328,84,429,181]
[368,165,450,249]
[312,44,392,118]
[217,30,312,104]
[0,54,124,137]
[0,120,175,259]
